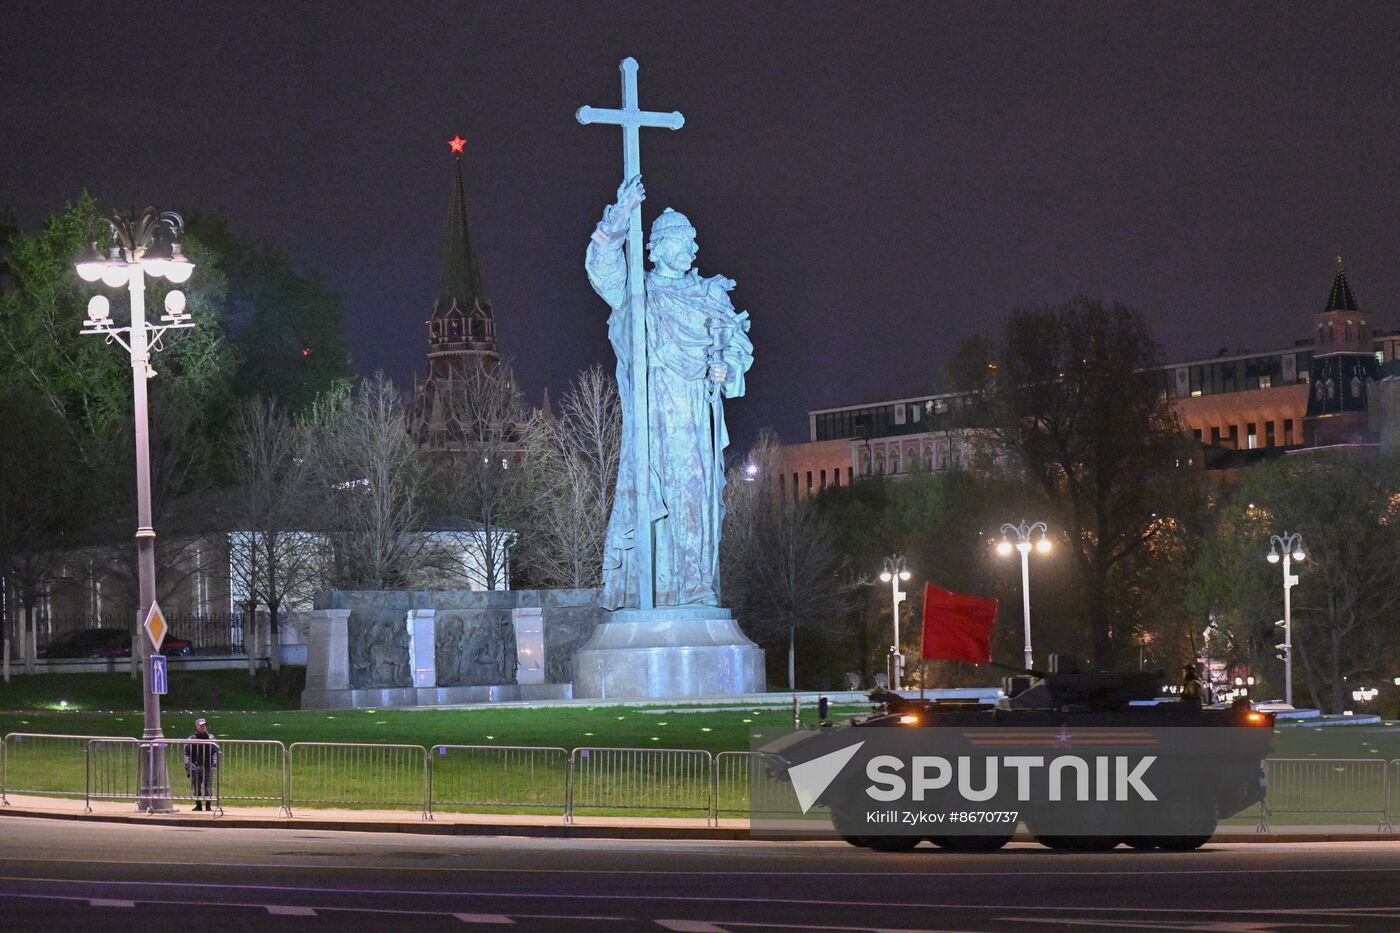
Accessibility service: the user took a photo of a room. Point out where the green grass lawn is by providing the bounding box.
[0,669,303,715]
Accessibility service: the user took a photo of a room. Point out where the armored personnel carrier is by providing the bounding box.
[765,655,1272,853]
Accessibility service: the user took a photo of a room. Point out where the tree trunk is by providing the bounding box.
[268,601,282,672]
[788,624,796,692]
[1088,561,1113,671]
[244,601,259,678]
[1330,628,1344,714]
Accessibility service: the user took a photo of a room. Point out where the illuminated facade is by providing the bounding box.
[773,266,1399,498]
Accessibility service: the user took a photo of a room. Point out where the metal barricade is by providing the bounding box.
[1260,758,1392,831]
[1390,759,1400,831]
[428,745,568,818]
[567,747,711,822]
[146,738,225,815]
[86,738,141,810]
[713,750,754,823]
[212,739,288,814]
[289,742,428,818]
[713,750,803,825]
[3,733,134,806]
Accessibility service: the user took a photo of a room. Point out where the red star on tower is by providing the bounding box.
[447,134,467,154]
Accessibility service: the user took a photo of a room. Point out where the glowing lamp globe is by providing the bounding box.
[996,539,1013,557]
[1035,537,1052,554]
[1266,549,1280,564]
[1291,549,1305,563]
[879,571,892,583]
[75,242,105,282]
[164,243,194,284]
[164,290,187,316]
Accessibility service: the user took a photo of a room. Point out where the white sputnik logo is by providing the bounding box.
[788,741,866,813]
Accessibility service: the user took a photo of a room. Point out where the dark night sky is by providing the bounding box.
[5,2,1400,445]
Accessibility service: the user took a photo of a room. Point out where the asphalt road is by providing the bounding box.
[1,817,1399,932]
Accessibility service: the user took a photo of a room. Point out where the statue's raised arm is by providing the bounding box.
[585,175,647,311]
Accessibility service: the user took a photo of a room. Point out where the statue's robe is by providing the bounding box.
[586,234,753,609]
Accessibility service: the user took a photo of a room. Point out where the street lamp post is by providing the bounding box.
[76,208,196,812]
[1266,532,1305,708]
[997,520,1051,671]
[879,555,911,690]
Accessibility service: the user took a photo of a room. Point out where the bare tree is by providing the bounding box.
[722,429,844,690]
[429,359,548,591]
[227,396,327,671]
[524,365,621,589]
[310,373,429,589]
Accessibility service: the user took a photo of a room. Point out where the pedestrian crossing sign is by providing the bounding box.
[144,601,168,652]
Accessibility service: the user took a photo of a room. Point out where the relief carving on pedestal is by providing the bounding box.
[348,611,411,689]
[435,611,518,687]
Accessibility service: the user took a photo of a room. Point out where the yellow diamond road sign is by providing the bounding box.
[143,602,168,653]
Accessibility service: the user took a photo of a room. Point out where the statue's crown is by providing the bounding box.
[647,207,696,248]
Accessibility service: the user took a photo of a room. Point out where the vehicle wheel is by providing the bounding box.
[929,833,1013,853]
[1123,836,1158,850]
[842,835,871,848]
[1153,834,1213,852]
[866,835,922,852]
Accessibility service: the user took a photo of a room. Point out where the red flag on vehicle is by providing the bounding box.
[920,583,997,664]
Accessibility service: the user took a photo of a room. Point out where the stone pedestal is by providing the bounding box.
[513,608,545,685]
[407,608,439,706]
[301,609,353,709]
[572,606,765,699]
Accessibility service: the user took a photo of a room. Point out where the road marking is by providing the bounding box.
[8,862,1400,907]
[455,915,514,925]
[0,885,627,918]
[266,905,316,916]
[89,899,135,908]
[998,919,1346,931]
[4,853,1400,879]
[657,922,728,932]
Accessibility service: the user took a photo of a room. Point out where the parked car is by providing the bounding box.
[39,627,193,659]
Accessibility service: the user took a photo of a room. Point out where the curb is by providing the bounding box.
[1,805,1396,843]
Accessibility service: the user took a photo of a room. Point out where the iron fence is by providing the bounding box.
[567,747,711,821]
[1259,758,1392,832]
[429,745,568,817]
[288,742,428,818]
[33,612,247,657]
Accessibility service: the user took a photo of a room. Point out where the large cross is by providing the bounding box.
[577,58,684,611]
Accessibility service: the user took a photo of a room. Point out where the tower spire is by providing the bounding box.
[415,135,500,452]
[1325,250,1358,312]
[438,140,489,319]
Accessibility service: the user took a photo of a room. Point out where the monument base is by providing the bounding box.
[572,606,765,699]
[300,682,572,710]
